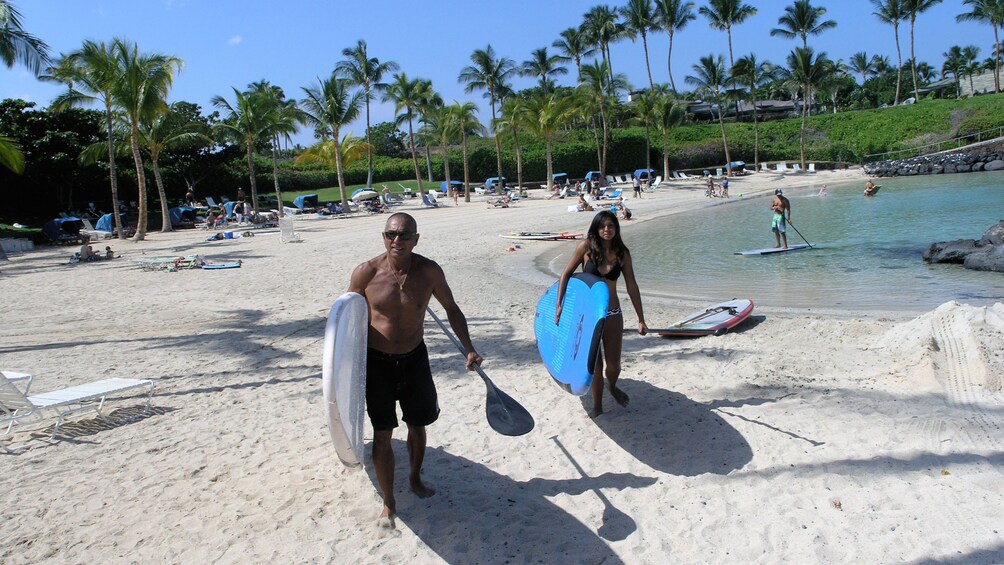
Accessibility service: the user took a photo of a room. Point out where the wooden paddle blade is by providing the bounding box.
[484,379,535,436]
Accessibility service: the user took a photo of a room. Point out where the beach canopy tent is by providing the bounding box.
[633,168,655,180]
[725,161,745,173]
[584,171,603,182]
[485,177,506,191]
[169,206,198,228]
[42,217,84,243]
[440,180,464,194]
[552,173,568,185]
[96,213,115,232]
[294,194,319,210]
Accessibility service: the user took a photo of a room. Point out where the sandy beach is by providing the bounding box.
[3,167,1004,564]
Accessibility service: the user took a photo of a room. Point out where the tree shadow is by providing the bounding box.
[367,439,658,563]
[582,379,754,476]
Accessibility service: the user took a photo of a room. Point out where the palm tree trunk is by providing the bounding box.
[245,142,259,211]
[910,18,919,100]
[271,134,284,216]
[104,104,125,240]
[642,33,654,91]
[512,126,523,192]
[424,145,433,182]
[334,132,348,207]
[752,87,760,169]
[365,97,374,187]
[994,25,1001,93]
[716,97,732,172]
[667,32,677,93]
[490,96,503,184]
[592,116,602,170]
[800,85,808,168]
[152,155,172,232]
[407,118,424,196]
[644,122,652,181]
[894,24,903,105]
[661,130,670,179]
[462,131,471,203]
[441,140,452,200]
[129,127,149,241]
[545,136,554,191]
[600,103,609,175]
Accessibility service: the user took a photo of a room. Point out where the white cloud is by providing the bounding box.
[228,35,242,46]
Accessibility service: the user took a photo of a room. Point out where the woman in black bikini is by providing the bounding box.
[556,210,648,417]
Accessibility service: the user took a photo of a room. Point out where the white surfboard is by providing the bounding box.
[323,292,368,468]
[735,243,813,256]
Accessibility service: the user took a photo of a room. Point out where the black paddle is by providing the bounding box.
[426,308,534,437]
[786,219,814,249]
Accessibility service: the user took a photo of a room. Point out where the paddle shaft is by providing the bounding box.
[646,305,735,333]
[786,219,813,248]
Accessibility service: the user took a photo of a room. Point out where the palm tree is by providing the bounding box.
[872,0,906,104]
[904,0,944,100]
[383,73,433,197]
[449,101,485,203]
[579,60,630,175]
[698,0,758,68]
[731,54,773,169]
[630,90,660,179]
[849,52,878,84]
[521,47,567,94]
[653,89,685,179]
[0,136,23,173]
[213,87,272,211]
[48,39,128,237]
[957,0,1004,93]
[295,135,371,184]
[301,73,363,207]
[498,97,527,193]
[770,0,837,50]
[110,40,182,241]
[120,103,212,232]
[420,100,458,201]
[942,45,967,97]
[336,40,399,187]
[248,81,303,214]
[515,93,576,191]
[621,0,659,90]
[686,55,733,172]
[654,0,697,93]
[582,5,623,79]
[552,27,596,81]
[0,0,50,76]
[458,45,516,185]
[780,47,831,168]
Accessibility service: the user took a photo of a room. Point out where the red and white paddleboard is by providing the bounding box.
[655,299,755,337]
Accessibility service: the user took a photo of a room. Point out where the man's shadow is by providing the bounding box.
[368,439,657,563]
[582,378,754,475]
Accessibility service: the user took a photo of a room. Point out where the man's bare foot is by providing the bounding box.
[610,386,630,407]
[410,477,436,499]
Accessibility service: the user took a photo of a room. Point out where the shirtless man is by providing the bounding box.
[347,212,482,529]
[864,178,877,196]
[771,189,791,249]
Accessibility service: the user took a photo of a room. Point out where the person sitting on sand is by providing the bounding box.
[556,210,647,417]
[347,212,482,530]
[79,235,98,262]
[577,194,593,212]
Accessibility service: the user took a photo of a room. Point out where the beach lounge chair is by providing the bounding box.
[1,370,154,440]
[80,218,113,240]
[759,162,768,172]
[716,168,724,177]
[650,176,663,189]
[808,163,816,173]
[775,162,788,172]
[792,163,803,173]
[422,193,439,208]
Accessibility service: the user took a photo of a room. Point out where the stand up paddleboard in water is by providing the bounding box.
[735,244,813,255]
[654,299,754,337]
[322,292,368,468]
[534,273,609,396]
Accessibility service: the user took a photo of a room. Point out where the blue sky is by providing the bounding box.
[1,0,997,147]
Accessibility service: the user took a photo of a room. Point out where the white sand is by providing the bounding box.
[3,168,1004,563]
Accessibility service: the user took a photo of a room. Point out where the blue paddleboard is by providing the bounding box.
[534,273,610,396]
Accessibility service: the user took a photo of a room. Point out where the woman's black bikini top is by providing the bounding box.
[584,259,621,281]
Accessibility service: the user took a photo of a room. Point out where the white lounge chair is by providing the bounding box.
[808,163,816,173]
[80,218,113,240]
[792,163,803,173]
[1,371,154,440]
[279,215,301,243]
[649,176,663,189]
[775,161,789,172]
[759,162,768,172]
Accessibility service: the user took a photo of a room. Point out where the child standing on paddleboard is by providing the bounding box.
[556,210,648,417]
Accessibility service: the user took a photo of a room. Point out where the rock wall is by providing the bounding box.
[864,141,1004,177]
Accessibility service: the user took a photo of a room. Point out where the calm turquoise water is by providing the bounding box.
[542,172,1004,312]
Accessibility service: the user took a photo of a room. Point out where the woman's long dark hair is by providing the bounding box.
[586,210,627,264]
